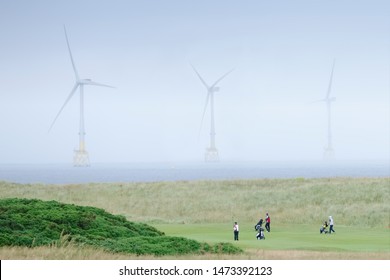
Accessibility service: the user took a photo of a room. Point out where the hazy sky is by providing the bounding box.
[0,0,389,164]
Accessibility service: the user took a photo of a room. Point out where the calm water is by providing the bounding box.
[0,160,388,184]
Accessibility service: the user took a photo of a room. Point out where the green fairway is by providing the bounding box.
[155,223,390,252]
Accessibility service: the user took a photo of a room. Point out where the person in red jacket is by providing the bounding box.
[265,213,271,232]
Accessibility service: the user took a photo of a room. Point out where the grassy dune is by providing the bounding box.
[0,177,388,226]
[0,177,389,259]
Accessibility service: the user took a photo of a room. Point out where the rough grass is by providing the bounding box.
[0,178,388,226]
[1,246,388,260]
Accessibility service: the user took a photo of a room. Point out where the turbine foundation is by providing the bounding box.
[323,147,334,160]
[73,149,90,167]
[205,147,219,162]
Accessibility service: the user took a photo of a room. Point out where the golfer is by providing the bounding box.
[329,216,335,234]
[233,222,239,241]
[265,213,271,232]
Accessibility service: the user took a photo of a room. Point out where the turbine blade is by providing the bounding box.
[48,83,79,132]
[64,25,80,81]
[190,64,209,89]
[211,68,234,88]
[198,92,210,140]
[310,99,326,104]
[326,59,335,98]
[84,80,115,88]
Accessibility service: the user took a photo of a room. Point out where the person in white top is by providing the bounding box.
[329,216,335,234]
[233,222,239,241]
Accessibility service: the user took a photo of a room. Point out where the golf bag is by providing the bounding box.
[320,221,329,234]
[255,221,265,240]
[320,226,328,234]
[255,219,263,230]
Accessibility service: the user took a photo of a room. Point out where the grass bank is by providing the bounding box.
[0,177,388,226]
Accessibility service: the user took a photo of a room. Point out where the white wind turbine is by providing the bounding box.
[49,26,114,167]
[319,59,336,159]
[191,64,233,162]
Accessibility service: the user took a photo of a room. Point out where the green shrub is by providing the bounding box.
[0,198,241,256]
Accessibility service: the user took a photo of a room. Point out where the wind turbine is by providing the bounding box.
[191,64,233,162]
[49,26,114,167]
[320,59,336,159]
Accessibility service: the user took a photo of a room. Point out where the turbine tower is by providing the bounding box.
[191,64,233,162]
[49,26,114,167]
[322,59,336,159]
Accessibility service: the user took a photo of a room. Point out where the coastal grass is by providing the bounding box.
[0,177,388,226]
[1,246,388,260]
[0,177,389,259]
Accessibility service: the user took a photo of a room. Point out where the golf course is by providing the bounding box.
[0,177,389,259]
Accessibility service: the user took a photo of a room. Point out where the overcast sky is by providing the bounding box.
[0,0,389,164]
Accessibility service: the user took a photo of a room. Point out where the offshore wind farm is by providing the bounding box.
[0,0,389,266]
[0,1,388,167]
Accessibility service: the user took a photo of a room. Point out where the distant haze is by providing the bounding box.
[0,0,389,164]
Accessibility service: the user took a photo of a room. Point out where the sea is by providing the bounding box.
[0,160,389,184]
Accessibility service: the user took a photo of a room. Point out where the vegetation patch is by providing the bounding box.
[1,177,387,227]
[0,198,242,256]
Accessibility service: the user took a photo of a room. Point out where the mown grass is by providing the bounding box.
[155,223,389,252]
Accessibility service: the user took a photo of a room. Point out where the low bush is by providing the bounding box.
[0,198,242,256]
